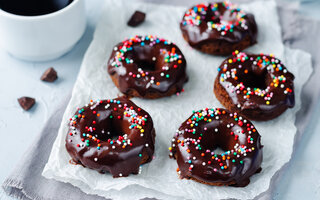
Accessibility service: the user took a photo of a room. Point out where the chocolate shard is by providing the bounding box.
[127,11,146,27]
[41,67,57,82]
[18,97,35,111]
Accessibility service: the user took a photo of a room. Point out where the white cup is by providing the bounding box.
[0,0,86,62]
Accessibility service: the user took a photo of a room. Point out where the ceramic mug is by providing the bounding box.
[0,0,86,62]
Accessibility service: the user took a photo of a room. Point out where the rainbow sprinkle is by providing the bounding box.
[182,1,248,36]
[218,51,293,105]
[170,108,258,172]
[110,35,183,87]
[69,99,148,152]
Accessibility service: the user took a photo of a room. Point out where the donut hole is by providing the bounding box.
[210,147,226,154]
[204,4,238,24]
[221,9,239,24]
[200,127,238,154]
[94,117,131,142]
[135,60,157,72]
[130,45,162,72]
[202,141,234,154]
[237,70,268,89]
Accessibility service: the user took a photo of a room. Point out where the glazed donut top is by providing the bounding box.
[65,97,155,177]
[108,35,187,97]
[217,51,295,110]
[180,2,257,45]
[169,108,262,186]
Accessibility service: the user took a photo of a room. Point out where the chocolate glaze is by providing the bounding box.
[170,108,263,187]
[65,97,155,177]
[108,35,188,98]
[180,2,257,53]
[214,52,295,121]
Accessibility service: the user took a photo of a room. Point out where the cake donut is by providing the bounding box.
[65,97,156,177]
[169,108,263,187]
[214,51,295,121]
[108,35,188,99]
[180,2,257,55]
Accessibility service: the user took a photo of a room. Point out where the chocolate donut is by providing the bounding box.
[65,97,155,177]
[214,51,295,121]
[108,35,188,99]
[169,108,263,187]
[180,2,257,55]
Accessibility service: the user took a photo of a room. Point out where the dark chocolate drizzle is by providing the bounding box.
[170,108,263,187]
[65,97,155,177]
[215,52,295,120]
[107,35,188,98]
[180,2,257,50]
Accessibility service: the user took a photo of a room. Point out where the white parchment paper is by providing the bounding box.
[43,0,313,199]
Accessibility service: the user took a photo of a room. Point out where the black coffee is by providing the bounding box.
[0,0,73,16]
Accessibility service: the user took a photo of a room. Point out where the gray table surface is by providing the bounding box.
[1,0,320,199]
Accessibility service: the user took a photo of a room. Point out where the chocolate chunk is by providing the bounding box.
[127,11,146,27]
[41,67,57,82]
[18,97,35,111]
